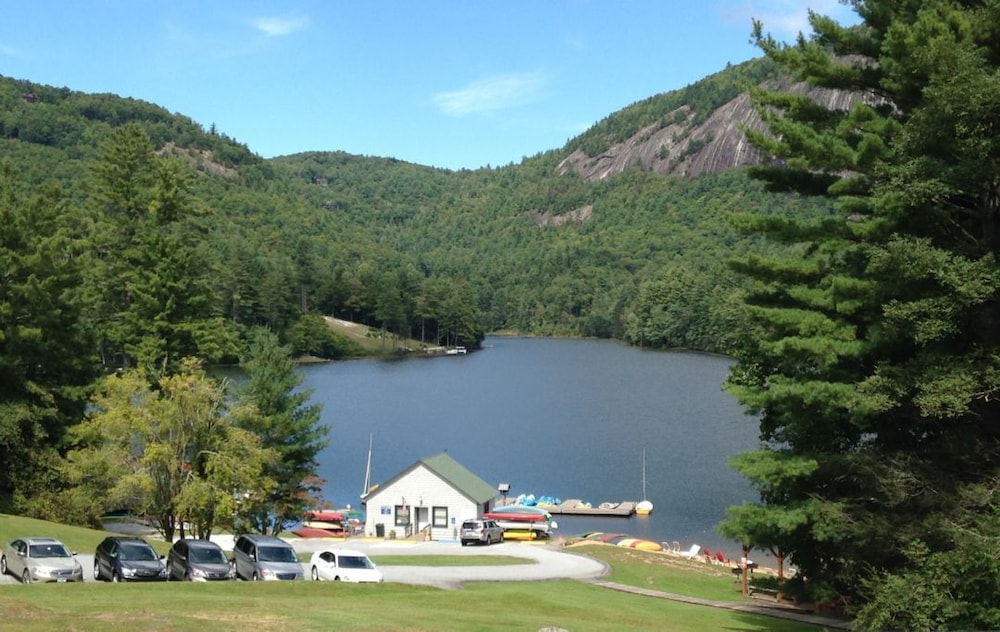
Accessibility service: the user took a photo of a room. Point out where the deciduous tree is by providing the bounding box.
[65,358,273,540]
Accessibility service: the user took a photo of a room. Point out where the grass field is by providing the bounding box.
[1,514,830,631]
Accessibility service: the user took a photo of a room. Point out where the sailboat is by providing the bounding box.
[635,448,653,515]
[360,433,377,500]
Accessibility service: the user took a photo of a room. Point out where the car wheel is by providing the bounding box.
[252,572,260,581]
[22,569,31,584]
[461,540,468,546]
[311,566,320,581]
[334,576,341,581]
[93,560,102,581]
[0,554,7,576]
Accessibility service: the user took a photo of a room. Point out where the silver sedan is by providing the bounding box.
[1,536,84,583]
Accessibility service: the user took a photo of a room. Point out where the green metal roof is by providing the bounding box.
[420,452,497,503]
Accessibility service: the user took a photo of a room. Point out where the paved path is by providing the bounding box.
[287,538,609,589]
[591,580,853,630]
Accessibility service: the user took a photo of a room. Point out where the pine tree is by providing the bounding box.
[84,124,237,375]
[0,164,96,513]
[721,1,1000,626]
[234,327,328,534]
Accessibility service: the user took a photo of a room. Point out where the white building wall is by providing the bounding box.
[363,464,486,540]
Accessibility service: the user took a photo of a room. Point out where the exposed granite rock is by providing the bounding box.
[557,83,869,182]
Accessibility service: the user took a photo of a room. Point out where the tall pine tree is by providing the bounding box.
[0,164,97,513]
[721,1,1000,627]
[234,327,328,535]
[84,124,237,376]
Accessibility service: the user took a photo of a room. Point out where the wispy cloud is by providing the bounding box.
[251,16,309,37]
[432,72,547,116]
[0,44,20,57]
[721,0,858,40]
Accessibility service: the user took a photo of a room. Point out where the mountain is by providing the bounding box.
[556,58,862,181]
[1,58,837,356]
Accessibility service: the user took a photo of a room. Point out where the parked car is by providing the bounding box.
[460,518,504,546]
[1,537,84,583]
[166,539,233,581]
[308,549,383,583]
[94,536,167,582]
[232,534,303,581]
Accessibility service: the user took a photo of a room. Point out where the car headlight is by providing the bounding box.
[121,566,137,578]
[191,567,206,579]
[260,568,278,579]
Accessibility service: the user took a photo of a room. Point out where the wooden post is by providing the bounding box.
[776,548,785,603]
[740,546,750,598]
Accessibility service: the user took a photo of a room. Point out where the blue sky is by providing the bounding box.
[1,1,858,170]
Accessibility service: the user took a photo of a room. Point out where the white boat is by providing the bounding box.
[636,448,653,515]
[445,346,467,355]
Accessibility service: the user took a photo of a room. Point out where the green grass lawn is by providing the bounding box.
[1,514,830,631]
[570,542,746,601]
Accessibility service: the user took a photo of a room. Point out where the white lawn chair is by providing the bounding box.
[679,544,701,558]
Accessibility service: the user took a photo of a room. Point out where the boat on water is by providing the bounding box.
[636,448,654,516]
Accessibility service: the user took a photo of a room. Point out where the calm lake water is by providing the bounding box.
[302,336,761,556]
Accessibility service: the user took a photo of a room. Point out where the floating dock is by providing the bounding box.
[519,499,637,517]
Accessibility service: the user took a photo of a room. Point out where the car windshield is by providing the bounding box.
[339,555,374,569]
[258,546,298,563]
[190,547,227,564]
[119,543,157,561]
[29,544,70,558]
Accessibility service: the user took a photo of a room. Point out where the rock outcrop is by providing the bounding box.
[557,83,868,182]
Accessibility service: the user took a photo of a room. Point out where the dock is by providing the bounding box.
[541,500,637,517]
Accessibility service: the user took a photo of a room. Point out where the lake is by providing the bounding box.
[302,336,761,557]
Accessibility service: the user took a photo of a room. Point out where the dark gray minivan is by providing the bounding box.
[232,534,303,581]
[166,539,233,581]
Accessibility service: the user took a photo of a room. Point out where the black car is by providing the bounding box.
[166,539,233,581]
[94,536,167,582]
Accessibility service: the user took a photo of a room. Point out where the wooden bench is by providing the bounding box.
[749,585,779,599]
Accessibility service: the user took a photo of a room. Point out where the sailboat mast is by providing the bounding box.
[361,433,373,498]
[642,447,647,499]
[636,448,654,515]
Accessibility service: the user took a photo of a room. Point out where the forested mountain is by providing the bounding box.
[5,4,998,624]
[2,57,833,359]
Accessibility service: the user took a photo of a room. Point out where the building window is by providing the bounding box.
[395,504,410,527]
[432,506,448,528]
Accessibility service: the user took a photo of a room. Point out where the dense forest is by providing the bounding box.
[3,0,998,626]
[1,58,833,361]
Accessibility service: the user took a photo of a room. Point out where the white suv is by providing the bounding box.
[460,519,503,546]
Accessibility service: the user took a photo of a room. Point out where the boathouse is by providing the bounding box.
[362,452,498,541]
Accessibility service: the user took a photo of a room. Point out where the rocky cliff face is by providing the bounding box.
[556,83,865,182]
